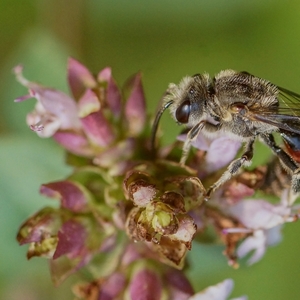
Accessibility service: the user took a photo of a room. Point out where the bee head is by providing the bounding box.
[151,74,211,153]
[166,74,211,127]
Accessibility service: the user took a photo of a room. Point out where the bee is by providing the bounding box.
[151,70,300,198]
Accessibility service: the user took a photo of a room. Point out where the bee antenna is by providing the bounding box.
[151,99,173,153]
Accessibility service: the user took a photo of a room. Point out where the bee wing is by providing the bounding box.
[250,113,300,134]
[277,86,300,115]
[248,86,300,134]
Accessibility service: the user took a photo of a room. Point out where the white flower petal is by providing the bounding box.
[265,225,283,246]
[229,199,290,230]
[32,87,81,129]
[189,279,234,300]
[205,137,241,172]
[237,230,266,265]
[26,108,61,138]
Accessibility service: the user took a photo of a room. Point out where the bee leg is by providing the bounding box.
[261,134,300,194]
[180,121,206,164]
[205,138,255,199]
[291,171,300,194]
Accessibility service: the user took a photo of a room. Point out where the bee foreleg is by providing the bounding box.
[180,121,206,164]
[205,138,255,199]
[261,133,300,194]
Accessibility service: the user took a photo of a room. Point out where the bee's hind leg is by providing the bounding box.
[261,133,300,194]
[291,170,300,194]
[205,138,255,199]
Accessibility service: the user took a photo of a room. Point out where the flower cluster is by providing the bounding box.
[16,58,299,299]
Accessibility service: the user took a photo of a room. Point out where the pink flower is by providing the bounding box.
[16,207,60,259]
[14,65,81,137]
[67,57,98,100]
[229,199,291,230]
[178,133,241,175]
[40,180,91,212]
[16,58,300,299]
[225,197,297,264]
[124,73,146,136]
[14,59,147,159]
[53,219,88,259]
[129,268,163,300]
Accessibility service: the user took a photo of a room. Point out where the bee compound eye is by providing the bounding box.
[175,100,191,123]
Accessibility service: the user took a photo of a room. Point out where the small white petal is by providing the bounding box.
[189,279,234,300]
[229,199,290,230]
[205,137,241,172]
[237,230,266,265]
[265,225,282,246]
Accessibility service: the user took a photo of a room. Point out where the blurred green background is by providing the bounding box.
[1,0,300,299]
